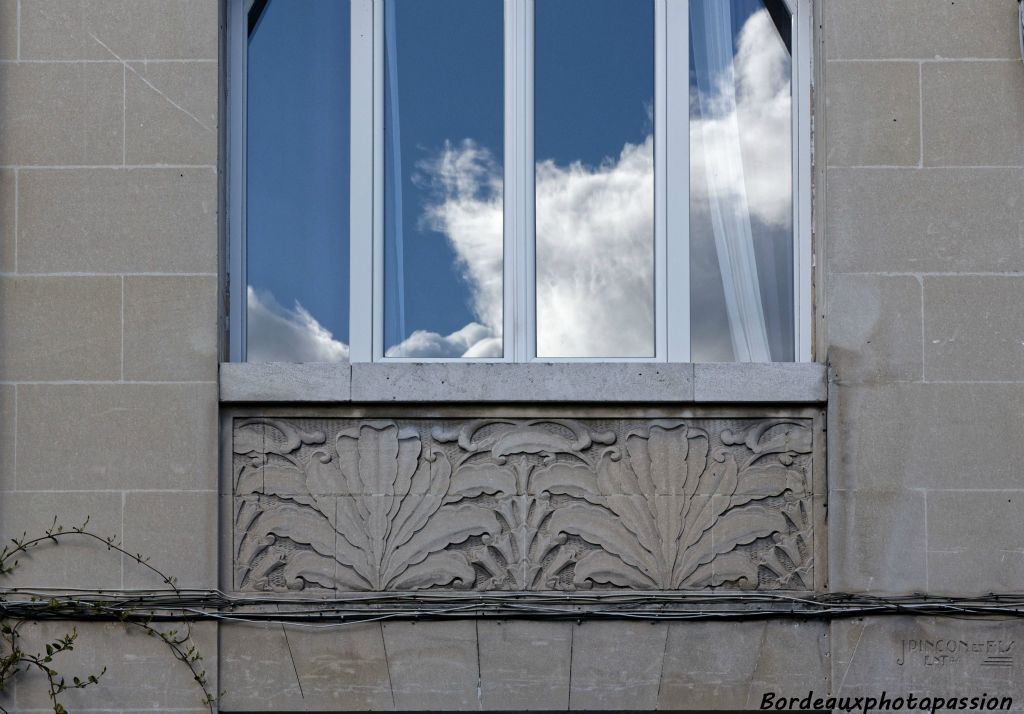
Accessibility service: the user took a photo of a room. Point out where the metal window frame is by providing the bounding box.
[229,0,814,365]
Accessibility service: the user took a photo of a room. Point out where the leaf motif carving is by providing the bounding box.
[233,416,815,593]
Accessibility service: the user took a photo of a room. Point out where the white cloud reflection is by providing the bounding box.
[246,286,349,362]
[247,9,790,362]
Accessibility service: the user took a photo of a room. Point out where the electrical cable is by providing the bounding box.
[7,589,1024,627]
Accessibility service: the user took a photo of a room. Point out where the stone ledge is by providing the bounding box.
[220,361,826,404]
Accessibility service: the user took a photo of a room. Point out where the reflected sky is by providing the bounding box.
[383,0,504,358]
[242,0,795,363]
[690,0,794,362]
[535,0,654,358]
[246,0,350,362]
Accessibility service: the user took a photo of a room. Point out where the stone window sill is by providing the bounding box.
[219,361,827,404]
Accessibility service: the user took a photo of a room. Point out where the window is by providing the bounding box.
[229,0,812,364]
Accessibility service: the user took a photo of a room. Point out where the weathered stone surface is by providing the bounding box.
[220,362,352,402]
[0,169,14,273]
[0,276,122,381]
[693,362,826,402]
[13,620,216,710]
[381,621,479,710]
[832,617,1024,700]
[123,275,218,381]
[0,491,122,589]
[568,621,667,710]
[831,382,1024,491]
[923,61,1024,167]
[20,0,218,60]
[658,620,829,709]
[125,60,218,166]
[0,0,16,59]
[827,274,923,384]
[478,620,572,709]
[219,622,393,711]
[123,491,217,589]
[351,362,695,402]
[17,383,217,490]
[924,276,1024,382]
[0,62,122,165]
[827,168,1024,273]
[825,62,920,167]
[824,0,1020,60]
[828,489,928,594]
[927,491,1024,595]
[17,168,216,273]
[232,416,817,593]
[0,384,13,490]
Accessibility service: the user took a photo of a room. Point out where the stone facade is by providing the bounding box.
[0,0,1023,711]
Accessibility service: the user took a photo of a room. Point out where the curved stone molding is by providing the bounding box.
[232,417,816,593]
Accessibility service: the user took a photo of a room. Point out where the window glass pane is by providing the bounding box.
[535,0,655,359]
[383,0,504,358]
[689,0,794,362]
[246,0,350,362]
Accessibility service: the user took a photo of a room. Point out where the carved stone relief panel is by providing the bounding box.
[232,417,816,593]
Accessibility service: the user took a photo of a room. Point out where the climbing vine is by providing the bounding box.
[0,517,215,714]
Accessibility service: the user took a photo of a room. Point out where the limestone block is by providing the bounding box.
[693,362,826,402]
[0,62,122,165]
[125,60,218,166]
[351,362,695,402]
[0,491,123,589]
[827,168,1024,273]
[17,383,217,490]
[923,61,1024,167]
[220,362,352,402]
[13,620,216,710]
[824,0,1020,60]
[20,0,217,60]
[825,62,920,167]
[567,621,667,710]
[382,621,479,710]
[658,620,829,709]
[0,383,12,490]
[123,491,217,589]
[927,491,1024,595]
[827,274,923,384]
[924,276,1024,382]
[828,489,928,594]
[124,275,219,382]
[0,169,13,273]
[219,621,393,711]
[832,617,1024,703]
[18,168,216,274]
[830,382,1024,491]
[0,276,122,381]
[478,620,572,709]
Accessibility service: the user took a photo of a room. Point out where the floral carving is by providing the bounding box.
[234,420,499,591]
[563,421,809,589]
[232,416,816,593]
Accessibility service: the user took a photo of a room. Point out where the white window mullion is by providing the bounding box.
[228,0,247,362]
[654,0,668,362]
[795,0,813,362]
[666,0,690,362]
[514,0,534,362]
[503,0,518,362]
[349,0,375,363]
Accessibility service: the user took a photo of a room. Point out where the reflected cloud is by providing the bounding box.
[395,8,788,359]
[690,8,792,227]
[247,286,350,362]
[420,137,655,358]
